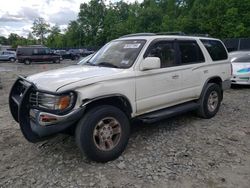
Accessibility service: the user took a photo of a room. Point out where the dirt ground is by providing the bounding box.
[0,61,250,188]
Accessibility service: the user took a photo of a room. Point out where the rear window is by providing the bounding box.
[201,39,228,61]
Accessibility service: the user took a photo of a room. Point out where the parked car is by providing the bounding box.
[77,54,94,65]
[55,50,80,60]
[0,50,16,62]
[16,45,61,65]
[229,51,250,85]
[68,49,81,55]
[81,48,95,57]
[9,33,231,162]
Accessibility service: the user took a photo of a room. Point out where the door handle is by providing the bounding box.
[172,75,179,79]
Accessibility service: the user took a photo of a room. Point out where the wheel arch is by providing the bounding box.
[200,76,223,101]
[81,94,133,118]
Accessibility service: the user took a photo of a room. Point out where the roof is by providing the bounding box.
[118,33,217,41]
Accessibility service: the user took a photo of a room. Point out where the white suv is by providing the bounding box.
[9,33,231,162]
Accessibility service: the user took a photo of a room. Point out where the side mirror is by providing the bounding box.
[140,57,161,71]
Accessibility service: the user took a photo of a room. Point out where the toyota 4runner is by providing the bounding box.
[9,33,231,162]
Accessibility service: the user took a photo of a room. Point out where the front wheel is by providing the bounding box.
[53,59,60,63]
[197,83,222,119]
[75,105,130,162]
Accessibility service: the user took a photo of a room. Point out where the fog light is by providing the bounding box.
[39,114,58,123]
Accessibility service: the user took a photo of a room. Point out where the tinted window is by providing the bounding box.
[201,39,228,61]
[178,41,205,64]
[45,48,51,54]
[146,41,176,68]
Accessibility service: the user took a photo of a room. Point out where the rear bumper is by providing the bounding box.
[9,77,83,142]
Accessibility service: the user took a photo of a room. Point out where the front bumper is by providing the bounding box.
[9,77,84,142]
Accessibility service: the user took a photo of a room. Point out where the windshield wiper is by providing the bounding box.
[98,62,118,68]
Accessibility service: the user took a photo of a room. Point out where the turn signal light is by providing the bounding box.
[58,96,71,110]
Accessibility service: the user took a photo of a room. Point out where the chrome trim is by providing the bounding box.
[35,109,81,126]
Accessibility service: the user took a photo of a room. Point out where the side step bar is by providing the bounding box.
[137,101,199,123]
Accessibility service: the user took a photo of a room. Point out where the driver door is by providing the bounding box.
[135,40,184,115]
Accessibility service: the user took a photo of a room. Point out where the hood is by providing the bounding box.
[27,65,125,91]
[232,63,250,75]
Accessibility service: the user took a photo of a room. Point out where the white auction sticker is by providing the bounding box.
[124,43,141,49]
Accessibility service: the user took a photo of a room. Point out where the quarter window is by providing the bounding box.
[178,41,205,64]
[146,41,176,68]
[201,39,228,61]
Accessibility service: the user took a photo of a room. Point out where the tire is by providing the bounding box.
[75,105,130,162]
[24,59,31,65]
[9,57,15,62]
[53,59,60,63]
[197,83,222,119]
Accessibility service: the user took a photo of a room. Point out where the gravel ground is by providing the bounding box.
[0,61,250,188]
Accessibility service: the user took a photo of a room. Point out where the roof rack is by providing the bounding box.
[188,33,210,37]
[119,33,156,38]
[119,32,211,38]
[156,32,186,36]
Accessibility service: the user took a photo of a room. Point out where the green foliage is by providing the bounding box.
[32,17,50,44]
[1,0,250,48]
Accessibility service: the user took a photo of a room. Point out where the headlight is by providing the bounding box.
[30,91,76,111]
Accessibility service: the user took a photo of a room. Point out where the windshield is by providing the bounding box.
[87,39,146,68]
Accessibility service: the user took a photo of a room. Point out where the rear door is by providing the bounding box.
[175,40,206,101]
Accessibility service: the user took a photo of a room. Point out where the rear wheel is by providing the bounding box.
[24,59,31,65]
[9,57,16,62]
[197,83,222,119]
[75,105,130,162]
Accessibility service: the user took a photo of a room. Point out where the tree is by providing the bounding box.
[27,32,37,45]
[64,21,81,47]
[32,17,50,45]
[78,0,106,46]
[46,25,63,48]
[0,36,8,45]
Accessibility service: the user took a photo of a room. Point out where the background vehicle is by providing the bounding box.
[229,51,250,85]
[0,51,16,62]
[16,45,61,65]
[81,48,95,57]
[9,33,231,162]
[55,50,80,60]
[77,54,94,65]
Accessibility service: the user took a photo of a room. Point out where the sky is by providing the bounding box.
[0,0,139,38]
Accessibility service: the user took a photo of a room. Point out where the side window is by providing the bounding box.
[38,49,45,55]
[146,41,176,68]
[201,39,228,61]
[33,49,38,54]
[178,41,205,64]
[45,48,50,54]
